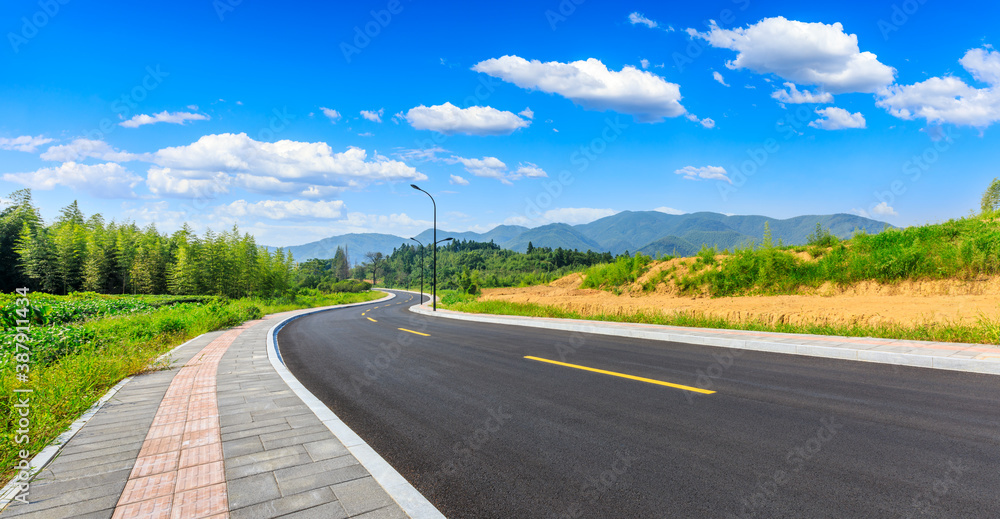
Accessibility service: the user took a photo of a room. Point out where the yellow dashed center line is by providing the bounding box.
[367,317,377,323]
[524,356,716,394]
[398,328,430,337]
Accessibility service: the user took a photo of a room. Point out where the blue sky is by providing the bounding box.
[3,0,1000,246]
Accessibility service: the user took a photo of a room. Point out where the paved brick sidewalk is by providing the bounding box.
[2,306,412,519]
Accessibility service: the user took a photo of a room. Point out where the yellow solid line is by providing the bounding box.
[367,317,377,323]
[398,328,430,337]
[524,356,716,394]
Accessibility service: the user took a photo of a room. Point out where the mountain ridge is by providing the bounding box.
[272,211,893,262]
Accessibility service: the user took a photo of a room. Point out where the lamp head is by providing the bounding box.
[410,184,420,190]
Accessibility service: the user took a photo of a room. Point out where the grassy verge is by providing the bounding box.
[441,299,1000,345]
[0,290,381,484]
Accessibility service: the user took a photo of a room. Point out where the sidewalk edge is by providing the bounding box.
[409,304,1000,376]
[266,290,447,519]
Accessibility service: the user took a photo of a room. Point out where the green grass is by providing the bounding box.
[597,215,1000,297]
[580,253,653,291]
[441,299,1000,346]
[0,290,381,483]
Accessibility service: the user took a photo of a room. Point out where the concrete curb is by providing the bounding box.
[267,290,447,519]
[0,332,212,511]
[409,303,1000,376]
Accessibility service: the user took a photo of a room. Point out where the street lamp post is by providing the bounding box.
[411,184,440,310]
[409,237,424,303]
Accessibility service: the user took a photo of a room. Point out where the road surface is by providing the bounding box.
[278,290,1000,518]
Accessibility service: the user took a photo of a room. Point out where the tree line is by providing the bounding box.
[0,190,295,297]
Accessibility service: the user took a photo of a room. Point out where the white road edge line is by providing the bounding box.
[0,333,213,511]
[267,290,447,519]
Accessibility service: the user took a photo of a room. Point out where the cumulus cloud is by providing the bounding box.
[472,56,686,122]
[40,138,143,162]
[519,107,534,119]
[876,48,1000,127]
[446,156,508,181]
[320,107,341,122]
[146,168,231,198]
[809,107,866,130]
[120,111,209,128]
[0,135,55,153]
[514,162,547,178]
[221,199,346,220]
[674,165,731,183]
[771,82,834,104]
[405,103,530,135]
[689,17,895,94]
[700,118,716,129]
[641,59,650,70]
[654,206,685,215]
[449,174,470,185]
[871,201,897,216]
[3,162,142,198]
[713,71,729,87]
[360,108,384,123]
[148,133,424,198]
[444,156,547,184]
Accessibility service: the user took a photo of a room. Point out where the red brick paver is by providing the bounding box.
[112,322,258,519]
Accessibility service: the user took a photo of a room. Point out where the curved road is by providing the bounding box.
[278,290,1000,518]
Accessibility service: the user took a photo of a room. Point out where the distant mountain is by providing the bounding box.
[273,211,892,262]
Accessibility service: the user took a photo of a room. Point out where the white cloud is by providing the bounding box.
[628,12,658,29]
[871,201,897,216]
[809,107,866,130]
[40,138,143,162]
[186,105,199,111]
[120,111,209,128]
[519,107,534,119]
[674,165,731,183]
[713,71,729,86]
[320,107,341,122]
[149,133,424,197]
[405,103,530,135]
[444,156,546,184]
[146,168,231,198]
[640,59,650,70]
[654,206,685,215]
[700,118,716,129]
[0,135,55,153]
[3,162,141,198]
[472,56,686,122]
[446,156,508,181]
[222,199,346,220]
[850,207,870,218]
[771,82,834,104]
[505,207,618,226]
[514,162,547,179]
[360,108,384,123]
[690,17,895,94]
[449,174,469,185]
[876,48,1000,127]
[961,48,1000,85]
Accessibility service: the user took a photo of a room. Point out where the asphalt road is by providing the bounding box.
[278,290,1000,518]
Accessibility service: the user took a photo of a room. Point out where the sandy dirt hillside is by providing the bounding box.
[479,268,1000,328]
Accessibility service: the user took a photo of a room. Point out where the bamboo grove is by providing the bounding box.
[0,190,295,297]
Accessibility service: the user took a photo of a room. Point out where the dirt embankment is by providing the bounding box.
[480,268,1000,327]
